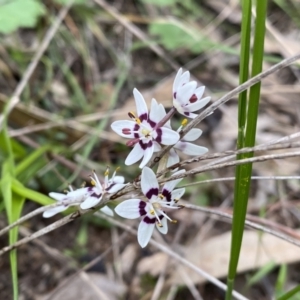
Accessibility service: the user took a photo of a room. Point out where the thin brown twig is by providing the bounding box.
[160,140,300,174]
[180,175,300,188]
[112,150,300,199]
[184,204,300,246]
[0,2,73,130]
[156,151,300,186]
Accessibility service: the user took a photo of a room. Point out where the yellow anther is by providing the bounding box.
[181,118,188,126]
[81,181,86,188]
[174,199,179,203]
[91,179,96,186]
[157,222,163,227]
[150,209,155,215]
[115,166,120,172]
[158,194,164,199]
[171,220,178,224]
[104,169,109,176]
[128,111,141,125]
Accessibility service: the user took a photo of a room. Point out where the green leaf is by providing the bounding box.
[11,178,53,206]
[149,20,206,53]
[247,261,276,286]
[1,162,26,300]
[140,0,177,6]
[226,1,268,299]
[277,284,300,300]
[0,0,45,34]
[16,145,50,183]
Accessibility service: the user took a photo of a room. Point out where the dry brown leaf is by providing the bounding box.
[137,252,169,277]
[171,230,300,284]
[120,244,138,274]
[135,230,300,286]
[39,272,127,300]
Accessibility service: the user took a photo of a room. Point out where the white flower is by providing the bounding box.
[111,88,180,168]
[43,185,91,218]
[173,68,211,119]
[80,168,126,211]
[115,167,185,248]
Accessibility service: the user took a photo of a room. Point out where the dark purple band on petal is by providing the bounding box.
[88,186,94,192]
[155,128,162,143]
[146,188,158,199]
[148,118,156,128]
[174,92,177,99]
[139,140,153,150]
[90,192,102,198]
[106,183,115,191]
[161,189,171,202]
[139,201,147,216]
[139,113,148,122]
[143,216,156,224]
[184,112,190,116]
[189,94,197,103]
[134,124,140,138]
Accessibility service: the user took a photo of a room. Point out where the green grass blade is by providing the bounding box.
[225,0,252,297]
[15,145,51,177]
[277,285,300,300]
[226,1,268,299]
[11,178,54,206]
[236,0,252,150]
[1,161,26,300]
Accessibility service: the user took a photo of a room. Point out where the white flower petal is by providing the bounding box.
[48,192,66,201]
[111,176,125,184]
[185,96,211,112]
[173,69,190,94]
[43,206,67,218]
[153,141,162,152]
[185,112,198,119]
[138,220,155,248]
[149,98,161,124]
[133,88,148,120]
[167,148,180,168]
[100,205,114,216]
[139,144,154,168]
[171,188,185,200]
[176,81,197,106]
[163,169,185,192]
[159,127,180,145]
[183,128,202,141]
[141,167,159,199]
[125,143,144,166]
[173,68,183,93]
[195,86,205,99]
[175,141,208,156]
[111,120,136,138]
[156,217,168,234]
[107,182,126,193]
[80,194,102,209]
[158,104,168,125]
[115,199,146,219]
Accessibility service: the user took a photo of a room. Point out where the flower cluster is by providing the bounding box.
[45,69,209,248]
